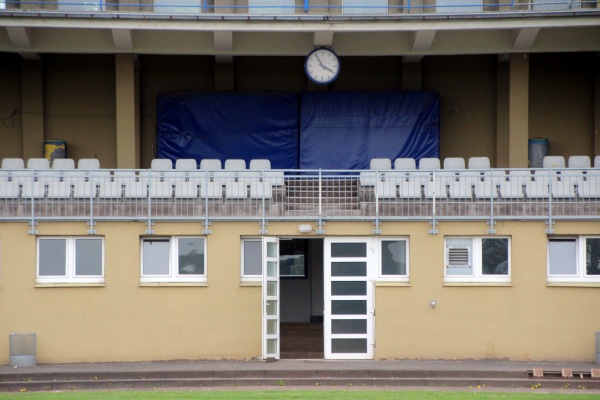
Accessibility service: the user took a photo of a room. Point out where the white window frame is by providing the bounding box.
[444,236,511,283]
[241,238,262,283]
[376,237,409,282]
[140,236,206,283]
[548,236,600,283]
[37,237,104,284]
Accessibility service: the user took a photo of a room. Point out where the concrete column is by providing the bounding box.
[496,57,509,168]
[21,60,44,160]
[402,60,422,91]
[594,54,600,159]
[508,53,529,168]
[115,54,140,169]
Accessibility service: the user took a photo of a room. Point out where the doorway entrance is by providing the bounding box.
[262,237,375,360]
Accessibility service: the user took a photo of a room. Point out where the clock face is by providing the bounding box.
[305,48,340,85]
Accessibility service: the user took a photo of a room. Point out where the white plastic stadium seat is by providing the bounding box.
[52,158,75,170]
[468,157,491,170]
[568,156,591,169]
[2,158,24,169]
[225,181,247,199]
[249,181,273,199]
[249,159,271,170]
[175,159,197,170]
[376,181,397,199]
[542,156,565,169]
[443,157,465,170]
[78,159,101,170]
[418,158,441,171]
[27,158,50,169]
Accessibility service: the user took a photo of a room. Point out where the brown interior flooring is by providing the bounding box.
[280,322,324,359]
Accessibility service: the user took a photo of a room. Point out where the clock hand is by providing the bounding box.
[315,54,335,74]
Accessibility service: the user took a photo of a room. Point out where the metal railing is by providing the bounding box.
[1,0,597,16]
[0,167,598,234]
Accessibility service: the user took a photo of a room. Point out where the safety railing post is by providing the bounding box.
[304,0,309,13]
[429,170,438,234]
[546,168,555,234]
[259,170,268,235]
[87,170,97,235]
[316,169,325,234]
[488,169,496,234]
[373,171,381,234]
[202,169,212,234]
[145,169,154,234]
[28,176,38,235]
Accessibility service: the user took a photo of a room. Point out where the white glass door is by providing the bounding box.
[262,237,280,360]
[324,237,374,360]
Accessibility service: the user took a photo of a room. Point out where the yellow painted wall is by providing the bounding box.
[1,219,600,364]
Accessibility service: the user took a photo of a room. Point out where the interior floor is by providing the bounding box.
[280,322,324,359]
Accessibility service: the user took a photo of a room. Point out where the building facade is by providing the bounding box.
[0,1,600,364]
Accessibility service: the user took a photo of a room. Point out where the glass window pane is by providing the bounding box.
[154,0,199,14]
[267,242,277,258]
[332,319,367,334]
[332,300,366,315]
[586,238,600,276]
[331,281,366,296]
[436,0,482,13]
[267,261,278,277]
[39,239,66,276]
[267,281,277,296]
[266,300,277,316]
[482,238,509,275]
[332,262,366,277]
[332,243,366,258]
[58,1,101,11]
[243,240,262,276]
[75,239,102,276]
[249,0,295,14]
[549,239,577,275]
[267,339,277,354]
[267,320,278,335]
[142,239,170,275]
[343,0,387,14]
[381,240,407,275]
[178,237,204,275]
[331,338,367,354]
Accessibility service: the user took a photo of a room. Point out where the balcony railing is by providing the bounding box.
[1,0,597,16]
[0,167,598,235]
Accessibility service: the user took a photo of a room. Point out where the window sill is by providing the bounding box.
[35,283,106,288]
[375,281,411,287]
[240,281,261,287]
[443,282,512,287]
[547,282,600,288]
[139,282,208,287]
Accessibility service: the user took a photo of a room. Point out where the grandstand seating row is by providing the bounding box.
[0,158,282,200]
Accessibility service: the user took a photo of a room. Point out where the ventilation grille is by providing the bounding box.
[448,247,470,267]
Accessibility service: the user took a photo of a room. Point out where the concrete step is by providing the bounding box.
[3,372,600,392]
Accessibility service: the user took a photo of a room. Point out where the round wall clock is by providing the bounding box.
[304,47,340,85]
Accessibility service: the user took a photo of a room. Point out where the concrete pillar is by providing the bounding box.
[21,60,44,160]
[496,56,509,168]
[594,54,600,159]
[508,53,529,168]
[402,60,422,91]
[115,54,140,169]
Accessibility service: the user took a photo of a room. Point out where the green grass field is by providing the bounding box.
[0,390,599,400]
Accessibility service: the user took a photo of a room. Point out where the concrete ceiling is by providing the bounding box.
[0,12,599,58]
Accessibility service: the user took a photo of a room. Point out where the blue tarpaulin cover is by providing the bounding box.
[157,91,439,170]
[157,93,300,169]
[299,91,440,170]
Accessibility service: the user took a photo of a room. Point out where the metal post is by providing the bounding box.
[373,171,381,234]
[145,169,154,234]
[429,170,438,234]
[87,170,97,235]
[202,169,211,235]
[304,0,309,12]
[259,170,268,235]
[488,169,496,234]
[28,177,38,235]
[316,169,325,234]
[546,168,555,234]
